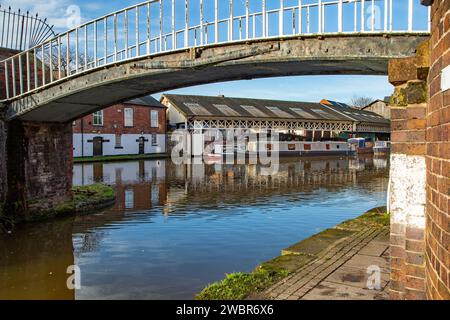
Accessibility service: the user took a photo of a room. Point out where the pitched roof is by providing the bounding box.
[125,96,166,108]
[163,94,352,122]
[321,99,390,125]
[163,94,390,126]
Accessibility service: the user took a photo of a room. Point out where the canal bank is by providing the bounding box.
[0,184,116,231]
[196,207,390,300]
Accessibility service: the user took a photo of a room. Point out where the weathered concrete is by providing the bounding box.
[3,34,428,122]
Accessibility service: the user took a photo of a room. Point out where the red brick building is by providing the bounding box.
[73,96,167,157]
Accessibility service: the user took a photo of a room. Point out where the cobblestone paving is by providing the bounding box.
[266,227,390,300]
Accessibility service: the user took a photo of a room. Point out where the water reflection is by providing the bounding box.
[1,156,389,300]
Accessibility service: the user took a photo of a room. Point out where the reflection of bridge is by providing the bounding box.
[0,0,428,222]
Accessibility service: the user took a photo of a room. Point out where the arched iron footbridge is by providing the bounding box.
[0,0,430,121]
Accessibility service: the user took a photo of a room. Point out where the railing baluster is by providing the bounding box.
[12,58,16,96]
[4,61,10,99]
[172,0,176,49]
[94,22,97,67]
[84,26,88,70]
[408,0,413,32]
[338,0,343,33]
[114,14,117,61]
[263,0,267,37]
[185,0,189,47]
[147,3,151,54]
[58,36,62,78]
[354,0,358,32]
[389,0,393,31]
[104,17,107,64]
[361,0,365,32]
[159,0,163,52]
[307,6,310,33]
[49,40,53,82]
[279,0,284,36]
[136,6,140,56]
[214,0,218,43]
[384,0,388,32]
[125,10,129,59]
[34,47,38,88]
[19,54,23,94]
[298,0,302,34]
[200,0,204,45]
[229,0,233,41]
[372,0,375,31]
[318,0,322,34]
[245,0,249,40]
[42,44,46,85]
[75,28,79,73]
[26,51,30,91]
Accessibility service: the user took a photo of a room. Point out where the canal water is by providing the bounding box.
[0,156,389,300]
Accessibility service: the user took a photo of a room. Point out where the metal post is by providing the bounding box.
[49,40,53,82]
[200,0,204,45]
[104,17,107,63]
[172,0,176,49]
[185,0,189,47]
[18,54,23,94]
[58,36,62,78]
[136,6,140,56]
[125,10,129,58]
[147,3,151,54]
[229,0,233,41]
[279,0,284,36]
[215,0,219,43]
[389,0,393,31]
[84,26,88,70]
[361,0,365,32]
[26,51,30,91]
[4,61,9,98]
[159,0,163,52]
[75,28,79,73]
[298,0,302,34]
[12,58,16,96]
[94,22,97,66]
[371,0,375,31]
[263,0,267,37]
[318,0,322,34]
[338,0,343,32]
[246,0,249,40]
[114,14,117,61]
[384,0,388,32]
[41,44,45,85]
[408,0,413,32]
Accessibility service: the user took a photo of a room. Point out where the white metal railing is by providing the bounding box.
[1,0,430,101]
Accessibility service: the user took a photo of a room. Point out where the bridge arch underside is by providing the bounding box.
[5,34,428,122]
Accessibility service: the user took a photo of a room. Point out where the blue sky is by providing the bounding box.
[1,0,429,104]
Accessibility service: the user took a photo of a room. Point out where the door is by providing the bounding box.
[138,137,145,154]
[93,137,103,156]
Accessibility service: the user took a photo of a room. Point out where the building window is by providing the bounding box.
[151,110,159,128]
[115,134,122,148]
[124,108,134,127]
[92,111,103,126]
[152,134,158,146]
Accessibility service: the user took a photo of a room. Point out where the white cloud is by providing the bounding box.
[1,0,82,31]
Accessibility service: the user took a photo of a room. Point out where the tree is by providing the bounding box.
[349,96,374,109]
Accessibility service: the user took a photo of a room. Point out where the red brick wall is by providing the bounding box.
[73,103,166,135]
[425,0,450,300]
[6,121,73,221]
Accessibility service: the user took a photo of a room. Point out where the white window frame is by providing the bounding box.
[115,134,122,148]
[92,110,103,126]
[151,133,158,146]
[151,110,159,128]
[124,108,134,127]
